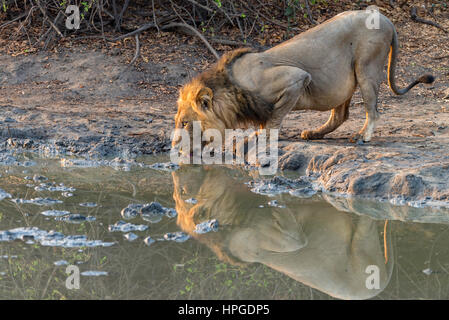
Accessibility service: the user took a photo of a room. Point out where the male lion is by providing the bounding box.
[173,10,434,145]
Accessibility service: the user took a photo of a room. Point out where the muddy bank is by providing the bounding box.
[0,48,192,157]
[276,139,449,208]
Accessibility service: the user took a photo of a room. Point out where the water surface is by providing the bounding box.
[0,153,448,299]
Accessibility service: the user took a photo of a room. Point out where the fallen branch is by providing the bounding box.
[36,0,63,38]
[114,34,141,80]
[110,22,156,41]
[184,0,214,13]
[129,34,141,67]
[160,22,219,59]
[209,38,249,46]
[0,10,30,29]
[74,21,220,60]
[432,54,449,60]
[410,7,447,33]
[115,0,130,31]
[39,10,63,46]
[151,0,160,33]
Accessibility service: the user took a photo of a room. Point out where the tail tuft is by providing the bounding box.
[418,74,435,84]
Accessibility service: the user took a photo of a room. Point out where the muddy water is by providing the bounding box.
[0,153,448,300]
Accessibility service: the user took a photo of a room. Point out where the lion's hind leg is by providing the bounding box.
[350,76,382,143]
[301,97,351,140]
[350,44,389,143]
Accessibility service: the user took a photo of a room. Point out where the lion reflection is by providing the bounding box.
[172,166,393,300]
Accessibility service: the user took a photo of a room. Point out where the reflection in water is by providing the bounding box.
[1,156,449,299]
[172,166,394,300]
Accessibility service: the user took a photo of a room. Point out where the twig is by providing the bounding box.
[38,10,62,44]
[211,0,236,27]
[410,7,447,33]
[230,0,245,40]
[304,0,317,24]
[36,0,63,37]
[97,0,106,40]
[43,29,54,50]
[425,2,438,21]
[95,12,178,42]
[102,7,115,20]
[0,10,29,29]
[115,0,130,31]
[209,38,249,47]
[73,21,220,60]
[151,0,160,33]
[161,22,219,59]
[114,34,140,80]
[237,0,298,31]
[184,0,214,13]
[432,54,449,60]
[170,0,195,27]
[112,0,118,29]
[110,22,156,41]
[129,34,140,67]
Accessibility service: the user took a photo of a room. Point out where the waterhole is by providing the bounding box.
[0,152,448,299]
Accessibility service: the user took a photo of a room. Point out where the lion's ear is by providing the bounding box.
[196,87,213,111]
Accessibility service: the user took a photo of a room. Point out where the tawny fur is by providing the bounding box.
[174,10,435,145]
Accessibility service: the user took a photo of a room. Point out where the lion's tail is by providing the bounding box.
[388,28,435,95]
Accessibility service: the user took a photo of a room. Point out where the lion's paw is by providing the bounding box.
[349,133,365,145]
[300,130,323,140]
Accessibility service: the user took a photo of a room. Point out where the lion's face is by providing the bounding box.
[173,95,199,148]
[173,80,226,149]
[172,49,259,151]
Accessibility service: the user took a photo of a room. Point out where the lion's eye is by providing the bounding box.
[182,121,189,128]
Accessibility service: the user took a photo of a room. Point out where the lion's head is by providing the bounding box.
[172,48,273,149]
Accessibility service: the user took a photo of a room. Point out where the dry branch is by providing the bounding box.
[304,0,317,24]
[410,6,447,33]
[36,0,63,37]
[0,10,30,29]
[160,22,219,59]
[74,20,220,60]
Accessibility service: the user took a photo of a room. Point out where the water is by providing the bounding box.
[0,153,448,299]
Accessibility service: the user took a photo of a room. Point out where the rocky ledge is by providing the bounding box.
[278,139,449,209]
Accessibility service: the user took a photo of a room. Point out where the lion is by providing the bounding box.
[173,10,434,146]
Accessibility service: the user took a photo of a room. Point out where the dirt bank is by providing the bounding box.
[1,11,448,204]
[0,34,207,157]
